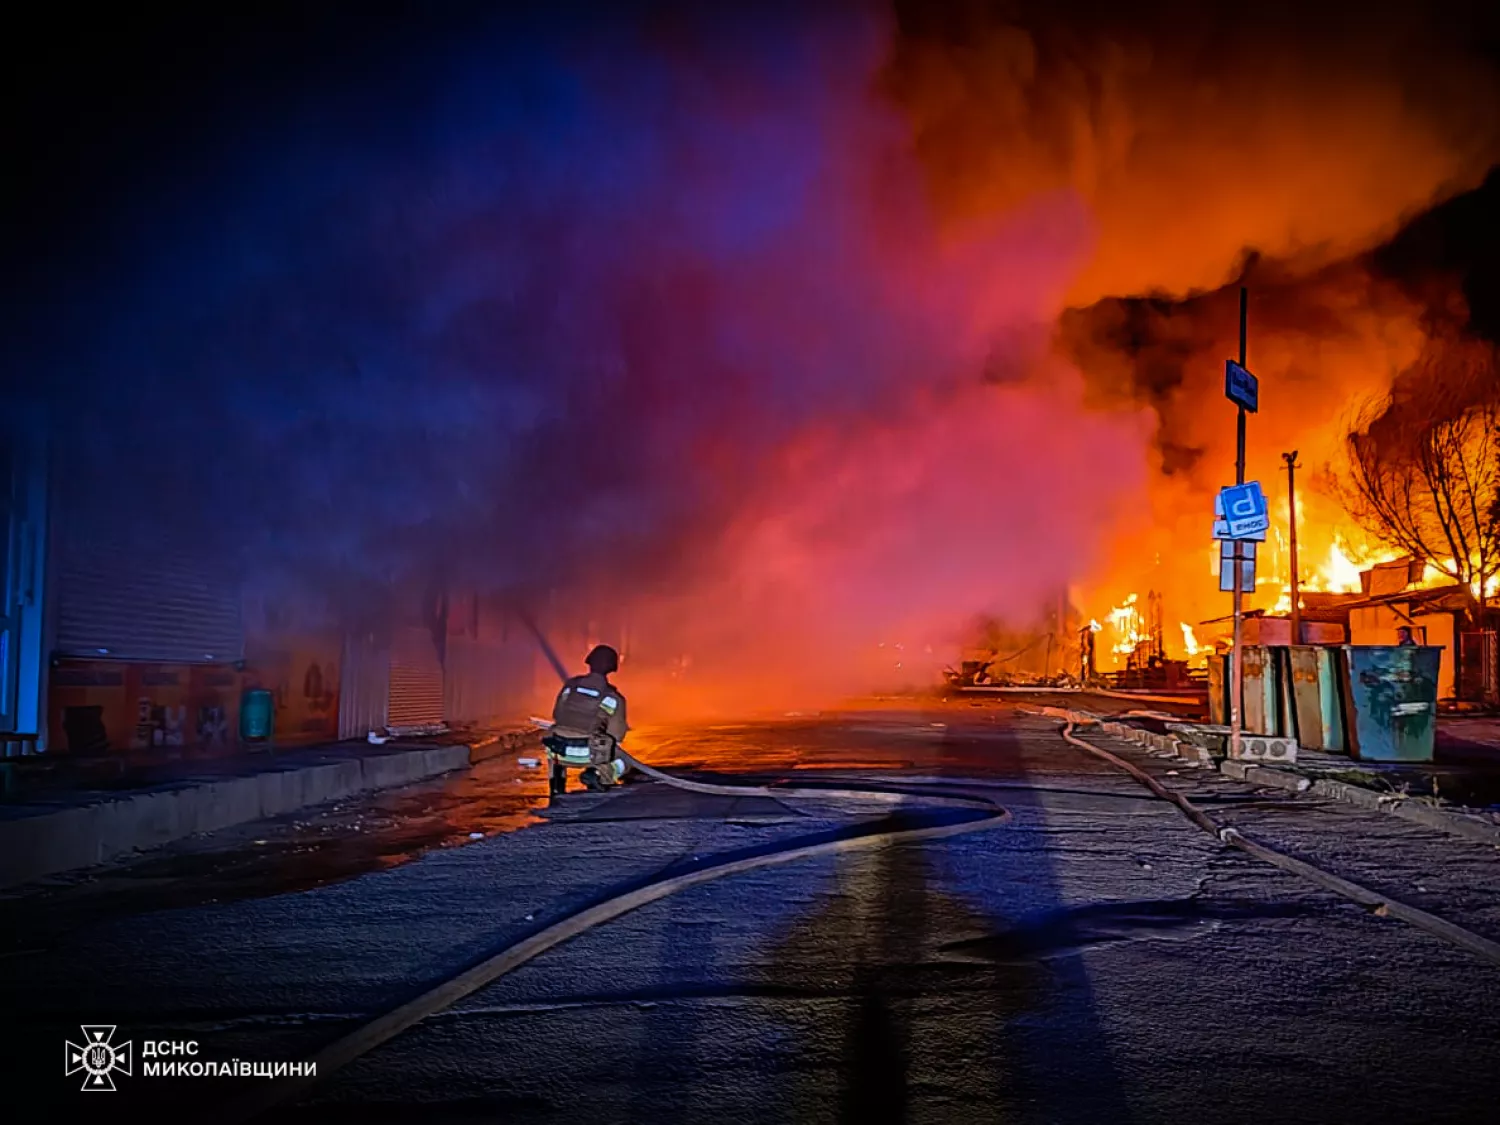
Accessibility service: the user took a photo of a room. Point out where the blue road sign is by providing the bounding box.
[1217,482,1268,538]
[1225,360,1258,413]
[1213,518,1266,541]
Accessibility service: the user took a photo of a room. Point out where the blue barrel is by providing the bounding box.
[240,689,274,742]
[1340,646,1441,762]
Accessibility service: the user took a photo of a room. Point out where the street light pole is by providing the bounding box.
[1229,288,1248,760]
[1284,451,1301,645]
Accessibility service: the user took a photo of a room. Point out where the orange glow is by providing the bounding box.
[882,10,1500,666]
[566,14,1500,717]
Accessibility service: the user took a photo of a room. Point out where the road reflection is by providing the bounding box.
[0,750,553,942]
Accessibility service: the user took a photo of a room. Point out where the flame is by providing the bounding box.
[1180,623,1203,656]
[1304,535,1402,594]
[1106,593,1147,656]
[1417,560,1500,600]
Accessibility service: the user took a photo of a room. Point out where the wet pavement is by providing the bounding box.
[6,699,1500,1123]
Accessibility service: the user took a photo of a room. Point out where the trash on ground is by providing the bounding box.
[517,757,540,768]
[468,832,484,840]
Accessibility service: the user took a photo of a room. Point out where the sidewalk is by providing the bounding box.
[1067,707,1500,845]
[0,727,539,890]
[1437,717,1500,763]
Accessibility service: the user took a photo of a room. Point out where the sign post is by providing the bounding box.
[1283,451,1302,646]
[1226,288,1254,759]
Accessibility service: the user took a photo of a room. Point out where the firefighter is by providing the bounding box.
[543,644,630,794]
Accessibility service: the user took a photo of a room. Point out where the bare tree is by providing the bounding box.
[1340,337,1500,625]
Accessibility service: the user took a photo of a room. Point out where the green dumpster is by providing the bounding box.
[1339,646,1441,762]
[1315,647,1346,753]
[240,689,274,742]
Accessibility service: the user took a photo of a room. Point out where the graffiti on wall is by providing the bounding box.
[49,661,242,755]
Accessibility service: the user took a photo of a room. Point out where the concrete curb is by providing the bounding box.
[1308,778,1500,847]
[467,727,538,764]
[1220,759,1311,793]
[0,732,534,890]
[1046,707,1214,770]
[1050,705,1500,848]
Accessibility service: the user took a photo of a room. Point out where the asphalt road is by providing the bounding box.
[6,698,1500,1123]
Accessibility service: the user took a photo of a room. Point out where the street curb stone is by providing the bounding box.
[0,734,509,889]
[1221,759,1310,792]
[1309,778,1500,846]
[1053,706,1500,846]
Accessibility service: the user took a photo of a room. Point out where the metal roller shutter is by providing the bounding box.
[53,509,244,665]
[387,626,444,730]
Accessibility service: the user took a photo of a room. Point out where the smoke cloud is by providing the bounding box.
[884,0,1500,305]
[8,2,1156,714]
[11,1,1500,709]
[880,0,1500,651]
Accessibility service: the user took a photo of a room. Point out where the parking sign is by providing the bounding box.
[1216,482,1268,538]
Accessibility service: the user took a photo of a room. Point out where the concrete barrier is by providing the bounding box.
[1220,759,1310,792]
[0,742,480,890]
[1228,735,1299,764]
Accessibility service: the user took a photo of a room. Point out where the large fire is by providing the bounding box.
[1089,517,1494,670]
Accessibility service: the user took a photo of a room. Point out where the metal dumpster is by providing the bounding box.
[1207,654,1228,726]
[1339,645,1442,762]
[1242,645,1280,735]
[1287,646,1322,746]
[1276,648,1297,740]
[1315,647,1346,752]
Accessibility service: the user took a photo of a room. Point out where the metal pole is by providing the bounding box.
[1230,287,1248,759]
[1284,451,1301,645]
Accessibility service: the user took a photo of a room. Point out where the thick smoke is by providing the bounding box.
[881,0,1500,648]
[14,1,1499,709]
[9,3,1153,713]
[884,0,1500,305]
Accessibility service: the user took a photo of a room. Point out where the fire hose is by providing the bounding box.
[214,616,1012,1124]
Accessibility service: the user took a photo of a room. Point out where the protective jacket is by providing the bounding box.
[551,672,628,746]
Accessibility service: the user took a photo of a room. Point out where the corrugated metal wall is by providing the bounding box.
[445,635,543,725]
[52,507,244,664]
[442,594,546,727]
[387,625,444,730]
[338,630,390,740]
